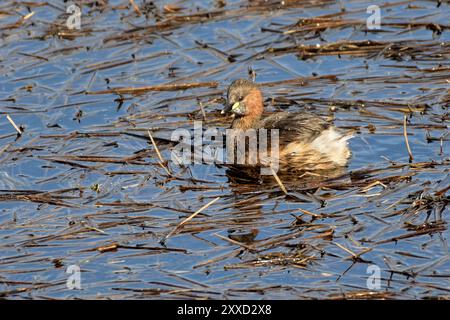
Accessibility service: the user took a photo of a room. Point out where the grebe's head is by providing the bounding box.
[222,79,263,118]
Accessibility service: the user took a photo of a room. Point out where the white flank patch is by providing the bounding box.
[310,127,352,165]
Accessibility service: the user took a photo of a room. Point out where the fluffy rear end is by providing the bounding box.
[279,127,352,172]
[310,127,352,166]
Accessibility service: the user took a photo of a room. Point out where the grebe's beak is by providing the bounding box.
[231,102,240,112]
[220,102,240,114]
[221,101,239,114]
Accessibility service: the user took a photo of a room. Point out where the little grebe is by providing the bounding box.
[222,79,352,172]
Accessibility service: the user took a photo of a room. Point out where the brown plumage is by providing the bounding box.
[222,79,352,173]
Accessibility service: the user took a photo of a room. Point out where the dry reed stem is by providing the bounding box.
[6,115,22,134]
[161,196,221,244]
[271,167,288,194]
[403,115,414,162]
[86,82,219,95]
[148,130,172,176]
